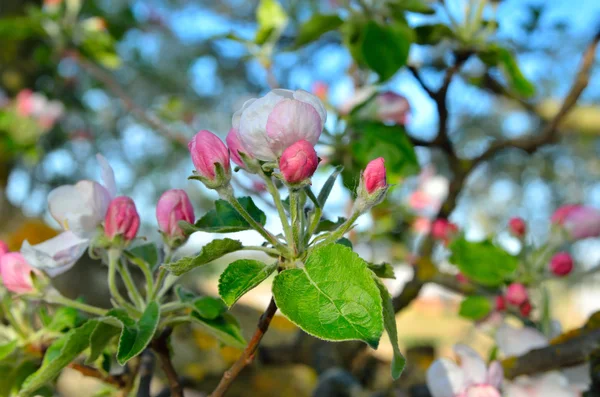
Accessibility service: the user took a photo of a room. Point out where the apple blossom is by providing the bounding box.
[226,127,251,169]
[0,253,37,294]
[0,240,9,256]
[104,197,140,242]
[552,205,600,240]
[432,219,458,243]
[376,91,410,125]
[549,252,574,277]
[189,130,231,188]
[355,157,389,212]
[234,89,326,161]
[156,189,195,241]
[505,283,528,306]
[21,154,116,277]
[509,217,526,238]
[279,140,319,184]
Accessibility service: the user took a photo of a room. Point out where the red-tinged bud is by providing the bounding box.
[105,196,140,242]
[156,189,194,241]
[508,217,526,238]
[355,157,389,213]
[279,140,319,185]
[226,127,253,170]
[551,205,600,240]
[505,283,528,306]
[495,296,506,311]
[0,253,37,294]
[549,252,574,277]
[189,130,231,189]
[0,240,8,256]
[431,219,458,243]
[520,301,533,317]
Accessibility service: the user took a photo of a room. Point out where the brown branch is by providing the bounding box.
[152,328,184,397]
[209,297,278,397]
[472,30,600,168]
[136,349,155,397]
[408,66,435,98]
[69,363,127,388]
[70,52,189,147]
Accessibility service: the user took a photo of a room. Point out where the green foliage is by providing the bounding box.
[336,237,353,249]
[414,24,454,45]
[459,296,492,321]
[480,45,536,98]
[0,361,39,397]
[0,16,43,41]
[0,340,17,362]
[255,0,288,45]
[193,297,228,320]
[318,166,344,207]
[127,243,159,268]
[20,320,99,396]
[294,14,344,48]
[273,244,383,348]
[86,321,121,365]
[108,303,160,365]
[374,277,406,379]
[449,237,519,287]
[219,260,278,307]
[316,217,346,233]
[388,0,436,15]
[368,262,396,279]
[46,306,78,332]
[181,197,267,234]
[163,239,244,276]
[361,21,414,81]
[190,312,246,348]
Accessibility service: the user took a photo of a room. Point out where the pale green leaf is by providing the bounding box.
[459,296,492,321]
[374,277,406,379]
[255,0,288,45]
[190,312,246,348]
[219,260,277,307]
[163,238,244,276]
[183,197,267,234]
[112,302,160,365]
[294,14,343,48]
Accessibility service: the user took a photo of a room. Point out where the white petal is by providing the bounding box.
[454,344,487,386]
[496,323,548,357]
[502,382,531,397]
[265,99,322,156]
[48,185,86,229]
[293,89,327,127]
[533,372,579,397]
[232,98,256,130]
[238,91,284,160]
[271,88,294,99]
[562,364,591,391]
[21,232,89,277]
[486,361,504,388]
[96,154,117,197]
[426,358,466,397]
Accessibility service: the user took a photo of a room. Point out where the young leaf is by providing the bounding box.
[361,21,414,81]
[414,24,454,45]
[193,297,228,320]
[480,45,535,98]
[190,312,246,348]
[163,238,244,276]
[187,197,267,234]
[219,259,278,307]
[317,166,344,207]
[459,296,492,321]
[255,0,288,45]
[0,340,17,361]
[20,320,98,396]
[273,244,384,348]
[294,14,344,48]
[389,0,436,14]
[46,306,78,332]
[368,262,396,279]
[112,302,160,365]
[374,277,406,379]
[127,243,159,268]
[336,238,353,249]
[449,237,518,287]
[316,217,346,233]
[86,321,121,364]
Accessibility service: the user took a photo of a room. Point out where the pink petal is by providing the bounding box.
[266,99,322,156]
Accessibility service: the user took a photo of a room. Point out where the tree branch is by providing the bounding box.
[209,297,278,397]
[152,328,184,397]
[70,52,189,147]
[136,349,155,397]
[69,363,127,388]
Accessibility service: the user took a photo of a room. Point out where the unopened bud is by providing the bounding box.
[105,196,140,243]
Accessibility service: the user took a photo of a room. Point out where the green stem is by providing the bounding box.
[160,302,188,314]
[220,186,290,256]
[1,300,28,339]
[289,190,302,255]
[261,172,294,247]
[156,274,179,300]
[108,248,137,312]
[159,316,190,329]
[241,246,281,256]
[44,292,107,317]
[151,268,167,301]
[304,187,322,243]
[127,255,155,302]
[321,211,361,246]
[118,260,145,309]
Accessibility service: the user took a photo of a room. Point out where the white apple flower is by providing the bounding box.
[232,89,326,161]
[21,154,116,277]
[427,344,503,397]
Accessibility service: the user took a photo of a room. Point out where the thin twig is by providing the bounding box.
[152,328,184,397]
[69,363,127,388]
[70,52,189,147]
[408,66,436,98]
[209,297,278,397]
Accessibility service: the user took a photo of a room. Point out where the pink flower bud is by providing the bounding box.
[156,189,195,239]
[0,241,9,257]
[495,296,506,311]
[188,130,231,181]
[508,217,526,238]
[431,219,458,243]
[363,157,387,194]
[279,140,319,184]
[505,283,528,306]
[551,205,600,240]
[226,127,251,169]
[456,273,468,284]
[376,91,410,125]
[549,252,574,277]
[0,253,36,294]
[520,301,532,317]
[105,196,140,242]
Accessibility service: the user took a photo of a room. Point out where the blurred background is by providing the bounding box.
[1,0,600,395]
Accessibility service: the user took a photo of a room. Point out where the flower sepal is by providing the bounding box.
[189,162,231,190]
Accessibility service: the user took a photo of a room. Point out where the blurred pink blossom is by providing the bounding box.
[0,252,37,294]
[551,205,600,240]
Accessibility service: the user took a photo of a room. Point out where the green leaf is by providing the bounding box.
[389,0,436,15]
[86,321,121,364]
[414,24,454,45]
[449,237,518,287]
[186,197,267,234]
[459,296,492,321]
[20,320,98,396]
[336,238,353,249]
[0,16,43,40]
[368,262,396,279]
[163,238,244,276]
[350,121,419,183]
[480,45,535,98]
[46,306,78,332]
[255,0,288,45]
[193,297,228,320]
[273,244,384,348]
[316,217,346,233]
[0,340,17,361]
[294,14,344,48]
[0,360,38,397]
[361,21,413,81]
[190,312,246,348]
[128,243,159,268]
[317,166,344,207]
[112,302,160,365]
[374,278,406,379]
[219,260,277,307]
